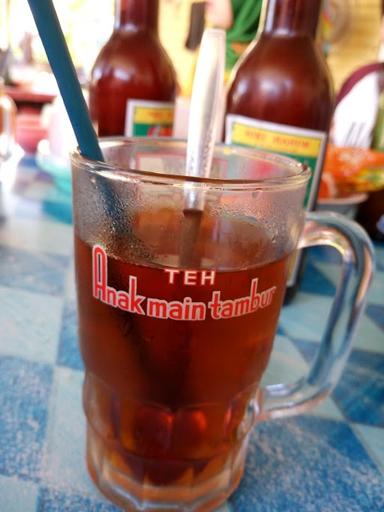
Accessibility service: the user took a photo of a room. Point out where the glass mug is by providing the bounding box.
[71,139,373,511]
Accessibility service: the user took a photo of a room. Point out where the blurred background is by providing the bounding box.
[1,0,384,238]
[2,0,381,96]
[0,0,199,95]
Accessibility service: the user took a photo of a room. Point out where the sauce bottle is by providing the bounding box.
[226,0,334,302]
[89,0,177,137]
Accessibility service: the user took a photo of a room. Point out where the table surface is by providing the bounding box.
[0,155,383,512]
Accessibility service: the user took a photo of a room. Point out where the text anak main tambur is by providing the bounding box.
[92,246,277,321]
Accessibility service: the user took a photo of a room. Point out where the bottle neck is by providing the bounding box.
[263,0,323,38]
[114,0,159,33]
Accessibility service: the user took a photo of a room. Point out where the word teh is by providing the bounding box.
[165,269,216,286]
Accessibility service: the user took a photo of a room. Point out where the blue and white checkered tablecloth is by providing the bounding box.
[0,156,383,512]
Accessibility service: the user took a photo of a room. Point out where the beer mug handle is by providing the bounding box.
[260,211,374,420]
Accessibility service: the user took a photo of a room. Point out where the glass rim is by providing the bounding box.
[71,137,311,191]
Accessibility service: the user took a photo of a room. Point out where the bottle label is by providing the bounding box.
[225,115,328,286]
[125,100,174,137]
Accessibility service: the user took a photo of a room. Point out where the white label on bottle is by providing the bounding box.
[226,114,328,286]
[125,99,175,137]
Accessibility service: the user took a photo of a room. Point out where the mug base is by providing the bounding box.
[86,422,248,511]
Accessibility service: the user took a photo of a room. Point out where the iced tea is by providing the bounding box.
[75,210,291,507]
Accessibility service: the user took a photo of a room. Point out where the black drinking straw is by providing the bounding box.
[26,0,137,234]
[27,0,103,162]
[27,0,155,261]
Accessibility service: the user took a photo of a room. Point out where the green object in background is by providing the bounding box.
[226,0,262,70]
[373,92,384,151]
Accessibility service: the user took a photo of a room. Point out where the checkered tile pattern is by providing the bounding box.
[0,156,383,511]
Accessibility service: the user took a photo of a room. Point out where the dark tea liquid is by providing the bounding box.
[75,224,291,503]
